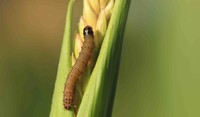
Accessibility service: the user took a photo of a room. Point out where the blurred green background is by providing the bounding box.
[0,0,200,117]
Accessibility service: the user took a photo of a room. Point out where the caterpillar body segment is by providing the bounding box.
[63,26,94,110]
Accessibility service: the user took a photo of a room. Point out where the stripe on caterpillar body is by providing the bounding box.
[63,26,94,110]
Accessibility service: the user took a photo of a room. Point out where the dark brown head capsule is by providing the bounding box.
[83,25,94,37]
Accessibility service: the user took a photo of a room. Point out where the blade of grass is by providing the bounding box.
[49,0,75,117]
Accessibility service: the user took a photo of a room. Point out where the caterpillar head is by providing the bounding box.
[83,25,94,37]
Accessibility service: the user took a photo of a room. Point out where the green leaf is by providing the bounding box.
[49,0,75,117]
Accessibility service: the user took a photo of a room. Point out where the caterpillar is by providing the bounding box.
[63,25,94,110]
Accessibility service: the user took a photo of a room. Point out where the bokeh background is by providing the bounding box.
[0,0,200,117]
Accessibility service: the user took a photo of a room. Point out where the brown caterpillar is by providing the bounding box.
[63,25,94,110]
